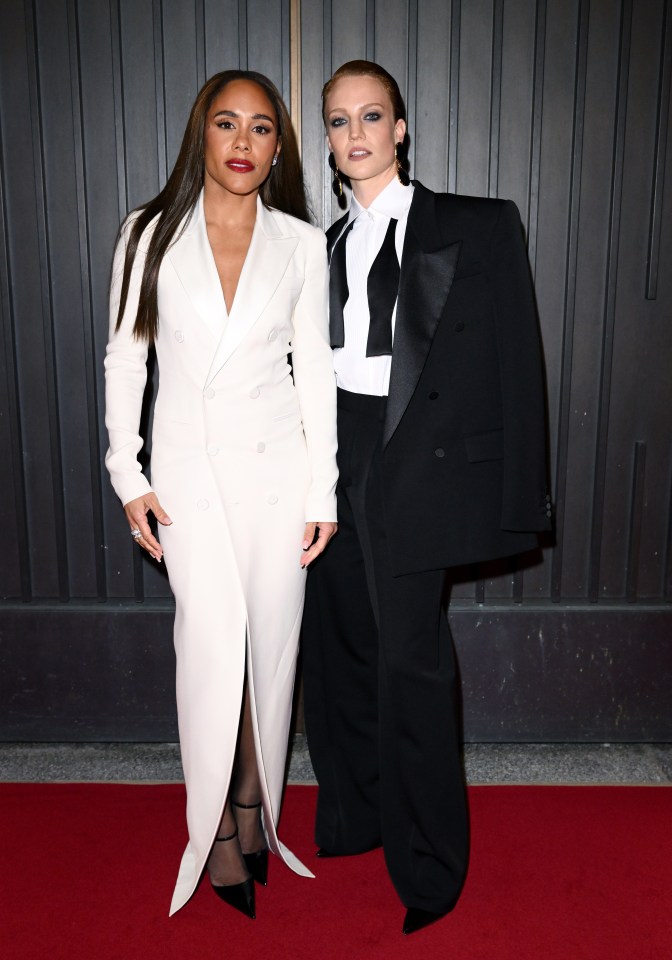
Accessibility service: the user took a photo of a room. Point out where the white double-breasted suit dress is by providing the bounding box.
[104,192,338,915]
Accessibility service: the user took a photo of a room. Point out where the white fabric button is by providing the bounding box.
[197,499,209,511]
[266,494,278,505]
[268,329,278,342]
[367,211,374,221]
[204,387,215,400]
[257,442,266,453]
[174,330,184,342]
[249,386,260,399]
[207,443,219,456]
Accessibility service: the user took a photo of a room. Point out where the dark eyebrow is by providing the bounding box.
[212,109,275,124]
[327,102,386,115]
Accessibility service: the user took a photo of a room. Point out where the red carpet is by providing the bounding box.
[1,783,670,959]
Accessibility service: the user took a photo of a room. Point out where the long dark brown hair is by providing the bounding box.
[115,70,309,344]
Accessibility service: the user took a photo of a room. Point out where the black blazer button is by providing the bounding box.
[429,391,439,400]
[434,448,445,458]
[455,321,465,332]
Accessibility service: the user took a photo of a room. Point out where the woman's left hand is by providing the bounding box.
[300,521,338,568]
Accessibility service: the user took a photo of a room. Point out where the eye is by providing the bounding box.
[216,120,235,129]
[329,116,347,128]
[252,124,272,135]
[363,112,381,122]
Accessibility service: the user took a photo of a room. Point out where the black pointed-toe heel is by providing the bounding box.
[210,830,256,919]
[232,799,269,886]
[402,907,447,936]
[242,847,268,886]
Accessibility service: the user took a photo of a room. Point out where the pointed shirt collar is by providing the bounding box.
[347,176,414,225]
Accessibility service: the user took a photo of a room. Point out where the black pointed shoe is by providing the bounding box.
[242,848,268,886]
[402,907,446,936]
[211,875,256,919]
[232,799,269,886]
[210,830,256,919]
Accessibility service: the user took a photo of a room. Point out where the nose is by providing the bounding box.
[348,119,364,141]
[234,129,251,152]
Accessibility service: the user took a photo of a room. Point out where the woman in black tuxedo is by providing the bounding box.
[302,60,551,936]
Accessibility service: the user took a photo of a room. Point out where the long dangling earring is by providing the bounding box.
[395,142,410,185]
[328,152,343,198]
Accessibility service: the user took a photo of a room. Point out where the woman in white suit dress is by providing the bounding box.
[104,71,337,919]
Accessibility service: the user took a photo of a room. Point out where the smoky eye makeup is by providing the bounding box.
[327,103,386,127]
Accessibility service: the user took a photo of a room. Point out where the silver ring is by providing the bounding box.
[130,528,142,540]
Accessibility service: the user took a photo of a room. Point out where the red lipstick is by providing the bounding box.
[226,159,255,172]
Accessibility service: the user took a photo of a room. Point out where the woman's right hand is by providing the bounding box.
[123,492,172,562]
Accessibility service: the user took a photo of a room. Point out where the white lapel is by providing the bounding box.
[205,197,299,386]
[166,192,225,341]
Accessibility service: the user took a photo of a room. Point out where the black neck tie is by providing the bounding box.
[366,217,398,357]
[328,221,354,348]
[328,216,399,355]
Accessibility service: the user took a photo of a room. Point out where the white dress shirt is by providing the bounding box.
[333,178,415,396]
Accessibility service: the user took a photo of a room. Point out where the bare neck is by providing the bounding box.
[203,180,259,229]
[350,164,397,210]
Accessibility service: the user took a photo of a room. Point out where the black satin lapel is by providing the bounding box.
[383,238,461,447]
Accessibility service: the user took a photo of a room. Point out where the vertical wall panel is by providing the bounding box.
[119,0,162,209]
[330,0,368,73]
[601,0,672,599]
[203,0,242,78]
[561,0,620,598]
[549,0,587,602]
[497,0,535,220]
[300,0,326,221]
[5,0,63,599]
[247,0,288,95]
[162,1,201,170]
[80,0,138,599]
[36,0,96,599]
[457,0,494,197]
[0,116,28,599]
[414,0,451,190]
[646,0,671,301]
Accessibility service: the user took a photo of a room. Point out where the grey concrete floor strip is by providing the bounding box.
[0,738,670,785]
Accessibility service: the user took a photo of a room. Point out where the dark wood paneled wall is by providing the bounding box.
[1,0,671,741]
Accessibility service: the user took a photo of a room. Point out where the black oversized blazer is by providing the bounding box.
[326,182,552,576]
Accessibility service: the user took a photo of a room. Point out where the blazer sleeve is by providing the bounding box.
[490,200,551,532]
[290,229,338,522]
[104,216,153,507]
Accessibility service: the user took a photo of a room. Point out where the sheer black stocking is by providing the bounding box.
[206,672,265,886]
